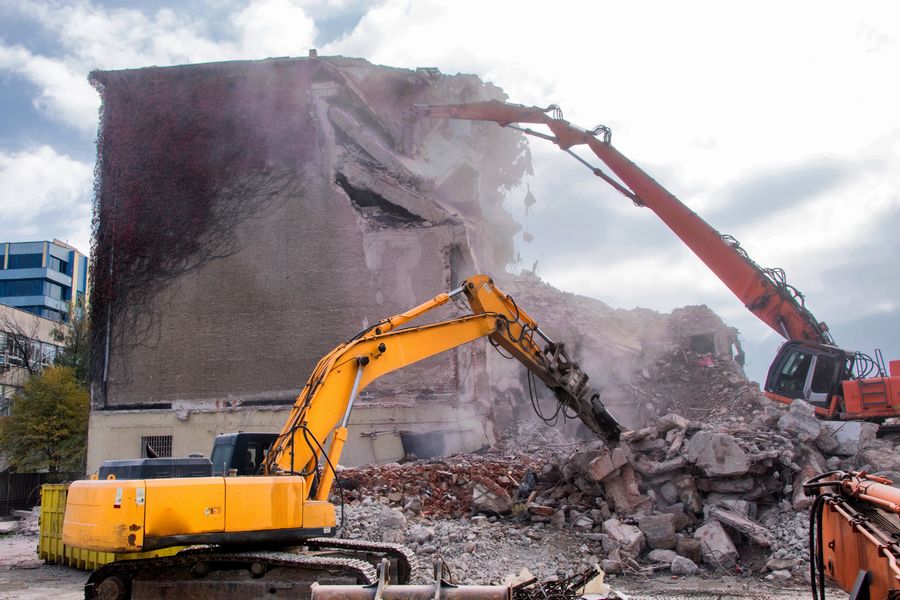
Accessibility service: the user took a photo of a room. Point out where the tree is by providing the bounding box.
[0,366,89,473]
[53,300,91,386]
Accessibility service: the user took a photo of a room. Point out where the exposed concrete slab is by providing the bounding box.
[694,520,738,567]
[683,431,750,477]
[821,420,879,456]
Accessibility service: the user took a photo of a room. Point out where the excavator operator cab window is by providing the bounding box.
[772,348,837,406]
[773,350,812,399]
[245,443,259,472]
[805,354,838,404]
[210,440,234,477]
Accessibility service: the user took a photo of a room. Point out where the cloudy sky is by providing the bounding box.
[1,0,898,383]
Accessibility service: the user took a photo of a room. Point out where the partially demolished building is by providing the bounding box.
[85,55,745,472]
[86,56,532,471]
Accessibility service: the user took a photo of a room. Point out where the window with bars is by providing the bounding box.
[141,435,173,458]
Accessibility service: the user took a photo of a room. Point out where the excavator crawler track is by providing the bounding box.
[85,549,377,600]
[305,537,420,583]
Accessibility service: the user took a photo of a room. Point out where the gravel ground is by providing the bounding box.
[337,500,824,598]
[0,534,85,600]
[0,510,827,600]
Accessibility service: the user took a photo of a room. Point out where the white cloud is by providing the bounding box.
[0,45,100,132]
[1,0,898,373]
[1,1,319,131]
[0,146,93,252]
[232,0,318,59]
[323,0,900,201]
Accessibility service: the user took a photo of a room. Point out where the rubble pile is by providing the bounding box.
[335,392,900,585]
[496,275,753,433]
[338,451,546,518]
[625,347,760,426]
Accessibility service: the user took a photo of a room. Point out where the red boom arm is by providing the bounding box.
[412,101,831,344]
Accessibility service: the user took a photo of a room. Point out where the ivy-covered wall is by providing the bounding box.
[88,57,529,413]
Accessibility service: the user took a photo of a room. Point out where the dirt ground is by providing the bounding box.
[0,532,818,600]
[0,534,85,600]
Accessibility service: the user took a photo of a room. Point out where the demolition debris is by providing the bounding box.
[334,330,899,586]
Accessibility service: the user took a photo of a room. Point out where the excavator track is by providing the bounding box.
[85,549,377,600]
[305,537,420,583]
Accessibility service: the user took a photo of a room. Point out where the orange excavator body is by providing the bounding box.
[806,471,900,599]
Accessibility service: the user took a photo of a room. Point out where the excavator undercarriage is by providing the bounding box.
[86,539,418,600]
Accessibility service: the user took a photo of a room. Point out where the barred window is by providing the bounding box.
[141,435,173,458]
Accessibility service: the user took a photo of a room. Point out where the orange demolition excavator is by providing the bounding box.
[411,101,899,422]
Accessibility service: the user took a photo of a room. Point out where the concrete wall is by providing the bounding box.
[85,400,493,473]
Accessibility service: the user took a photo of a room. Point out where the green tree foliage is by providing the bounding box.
[0,366,89,473]
[53,300,90,386]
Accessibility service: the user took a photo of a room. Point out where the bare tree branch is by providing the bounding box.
[0,310,43,375]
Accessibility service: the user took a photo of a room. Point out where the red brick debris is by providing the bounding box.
[335,451,546,518]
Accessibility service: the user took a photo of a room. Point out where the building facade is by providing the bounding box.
[0,240,88,323]
[0,304,64,416]
[84,57,528,472]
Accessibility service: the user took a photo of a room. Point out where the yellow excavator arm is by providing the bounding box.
[265,273,621,500]
[63,273,621,597]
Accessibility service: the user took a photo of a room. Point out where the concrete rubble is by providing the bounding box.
[333,301,898,587]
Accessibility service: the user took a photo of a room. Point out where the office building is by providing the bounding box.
[0,240,88,322]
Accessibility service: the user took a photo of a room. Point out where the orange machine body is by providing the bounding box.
[764,343,900,419]
[840,362,900,419]
[808,472,900,600]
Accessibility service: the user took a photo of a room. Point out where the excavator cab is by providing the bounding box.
[765,341,848,409]
[209,432,279,476]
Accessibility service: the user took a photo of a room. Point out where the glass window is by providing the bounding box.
[46,282,63,300]
[28,340,41,365]
[779,350,812,378]
[41,344,58,366]
[811,354,837,394]
[774,349,813,398]
[48,256,68,275]
[0,279,44,297]
[6,335,23,366]
[7,253,43,269]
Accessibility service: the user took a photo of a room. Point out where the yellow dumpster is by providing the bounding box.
[38,483,183,571]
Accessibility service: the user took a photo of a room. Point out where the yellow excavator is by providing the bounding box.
[63,274,621,599]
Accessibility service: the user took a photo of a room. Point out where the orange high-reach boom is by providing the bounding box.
[411,100,899,421]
